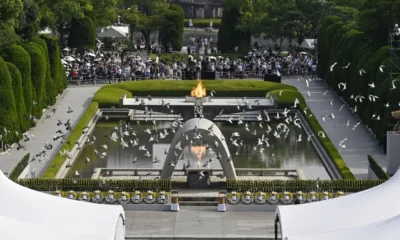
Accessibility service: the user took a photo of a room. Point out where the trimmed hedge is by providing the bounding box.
[16,178,172,192]
[9,153,30,181]
[41,35,65,93]
[226,179,385,192]
[368,155,389,180]
[93,87,132,108]
[218,8,250,54]
[160,4,184,51]
[68,16,96,50]
[184,18,221,28]
[6,62,29,131]
[42,102,99,178]
[270,89,355,179]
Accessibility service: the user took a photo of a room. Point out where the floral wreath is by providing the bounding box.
[105,190,117,204]
[78,192,90,201]
[307,191,319,202]
[241,191,254,204]
[266,191,279,205]
[227,191,241,205]
[334,191,345,198]
[91,190,105,203]
[144,191,157,204]
[157,191,170,204]
[294,191,307,204]
[53,190,63,198]
[254,191,267,205]
[131,191,144,204]
[117,192,131,204]
[66,190,77,200]
[280,191,294,204]
[319,191,333,201]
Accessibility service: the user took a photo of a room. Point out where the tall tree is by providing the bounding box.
[159,4,184,51]
[0,0,23,28]
[16,0,41,39]
[91,0,118,27]
[68,16,96,50]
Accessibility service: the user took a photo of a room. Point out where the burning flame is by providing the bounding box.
[191,80,206,98]
[191,145,206,160]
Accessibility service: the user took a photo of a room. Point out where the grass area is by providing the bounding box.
[42,102,99,178]
[270,89,355,179]
[368,155,389,180]
[9,153,30,181]
[92,87,132,108]
[184,18,221,28]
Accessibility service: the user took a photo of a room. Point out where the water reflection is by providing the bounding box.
[69,121,330,179]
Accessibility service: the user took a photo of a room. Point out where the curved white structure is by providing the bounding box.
[276,170,400,239]
[0,170,125,240]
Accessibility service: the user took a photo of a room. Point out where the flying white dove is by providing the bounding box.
[330,62,337,71]
[379,65,385,72]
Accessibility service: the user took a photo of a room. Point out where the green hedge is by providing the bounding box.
[218,8,250,54]
[42,102,99,178]
[16,178,172,191]
[68,16,96,50]
[184,18,221,28]
[93,87,132,108]
[41,35,65,93]
[270,89,355,179]
[226,179,385,192]
[160,4,184,51]
[9,153,30,181]
[368,155,389,180]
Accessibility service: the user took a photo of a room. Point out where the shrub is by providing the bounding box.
[270,89,355,179]
[6,62,29,131]
[184,18,221,28]
[0,57,19,143]
[93,87,132,108]
[9,153,30,181]
[68,16,96,50]
[160,4,184,51]
[23,42,46,117]
[368,155,389,180]
[41,35,64,93]
[2,45,33,116]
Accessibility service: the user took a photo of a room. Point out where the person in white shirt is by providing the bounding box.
[311,64,317,79]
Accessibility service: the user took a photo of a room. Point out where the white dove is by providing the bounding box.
[330,62,337,71]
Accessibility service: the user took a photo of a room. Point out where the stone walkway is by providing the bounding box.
[125,206,275,239]
[282,77,387,179]
[0,86,101,176]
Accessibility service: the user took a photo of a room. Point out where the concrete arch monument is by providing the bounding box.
[160,118,237,180]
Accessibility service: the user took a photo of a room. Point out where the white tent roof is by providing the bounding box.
[0,170,125,240]
[287,214,400,240]
[300,39,316,49]
[276,171,400,239]
[98,26,129,38]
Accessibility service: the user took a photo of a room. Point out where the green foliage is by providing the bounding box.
[368,155,389,180]
[68,16,96,50]
[6,62,29,131]
[91,0,118,27]
[93,87,132,108]
[42,102,99,178]
[9,153,30,181]
[16,0,41,39]
[218,7,250,53]
[0,0,23,27]
[16,178,172,191]
[23,42,46,116]
[0,57,19,143]
[1,45,33,116]
[159,4,184,51]
[184,18,221,28]
[270,89,355,179]
[0,24,22,51]
[226,179,385,192]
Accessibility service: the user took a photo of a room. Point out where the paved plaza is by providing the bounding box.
[282,77,387,179]
[124,206,275,239]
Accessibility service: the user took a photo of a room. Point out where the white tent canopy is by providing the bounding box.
[276,170,400,239]
[300,39,316,49]
[98,26,129,39]
[0,170,125,240]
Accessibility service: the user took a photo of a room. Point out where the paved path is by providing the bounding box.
[125,206,275,239]
[282,77,387,179]
[0,86,101,176]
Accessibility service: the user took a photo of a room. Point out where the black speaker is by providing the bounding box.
[201,71,216,80]
[184,71,196,80]
[264,74,281,83]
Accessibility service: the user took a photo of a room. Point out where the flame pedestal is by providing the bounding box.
[185,96,212,105]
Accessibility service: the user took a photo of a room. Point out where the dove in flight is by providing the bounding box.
[359,69,366,76]
[330,62,337,71]
[379,65,385,72]
[342,63,350,68]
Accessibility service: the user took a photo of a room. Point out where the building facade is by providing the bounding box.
[169,0,224,19]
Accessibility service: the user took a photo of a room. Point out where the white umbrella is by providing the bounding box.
[61,59,68,65]
[208,56,216,60]
[64,56,75,62]
[146,60,152,63]
[85,63,91,67]
[63,48,70,52]
[99,53,104,57]
[86,52,96,57]
[299,52,307,55]
[75,58,81,62]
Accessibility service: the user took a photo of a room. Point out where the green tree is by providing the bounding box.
[0,25,22,51]
[159,4,184,51]
[0,0,23,28]
[68,16,96,50]
[0,57,19,143]
[218,7,250,53]
[16,0,41,39]
[6,62,28,131]
[91,0,118,27]
[2,45,33,117]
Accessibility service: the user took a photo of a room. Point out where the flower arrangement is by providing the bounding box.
[227,191,241,205]
[319,191,333,200]
[266,191,279,205]
[241,191,254,204]
[66,190,77,200]
[334,191,345,198]
[91,190,105,203]
[105,190,117,204]
[280,192,294,204]
[117,191,131,204]
[254,191,267,204]
[144,190,156,204]
[53,190,63,197]
[131,191,144,204]
[77,192,90,201]
[157,191,169,204]
[295,191,307,204]
[307,191,319,202]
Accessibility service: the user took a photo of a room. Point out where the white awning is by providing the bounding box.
[98,26,129,38]
[300,39,316,49]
